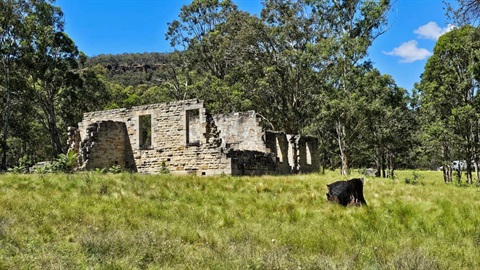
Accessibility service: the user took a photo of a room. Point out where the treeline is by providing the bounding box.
[1,0,479,184]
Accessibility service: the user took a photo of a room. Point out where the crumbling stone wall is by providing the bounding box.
[76,100,230,175]
[228,150,277,176]
[214,111,268,152]
[70,99,319,175]
[265,132,320,174]
[79,121,135,171]
[297,136,320,173]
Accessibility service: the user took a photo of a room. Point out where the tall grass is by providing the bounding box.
[0,170,478,269]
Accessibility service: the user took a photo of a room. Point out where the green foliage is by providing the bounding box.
[6,155,31,174]
[108,165,122,174]
[404,171,423,185]
[51,151,78,173]
[7,165,27,174]
[417,25,480,183]
[160,160,170,174]
[0,171,478,268]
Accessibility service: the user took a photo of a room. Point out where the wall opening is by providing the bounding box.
[276,137,283,163]
[139,114,152,149]
[306,142,312,165]
[186,109,200,146]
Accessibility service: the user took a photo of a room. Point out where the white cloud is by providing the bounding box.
[414,22,455,40]
[383,40,432,63]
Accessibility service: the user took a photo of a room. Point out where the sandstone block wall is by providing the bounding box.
[214,111,268,152]
[265,131,320,174]
[71,99,319,175]
[228,150,277,176]
[80,121,135,171]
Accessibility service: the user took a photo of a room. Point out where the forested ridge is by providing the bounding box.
[1,0,480,184]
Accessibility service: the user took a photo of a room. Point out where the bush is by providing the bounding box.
[405,171,422,185]
[51,152,78,173]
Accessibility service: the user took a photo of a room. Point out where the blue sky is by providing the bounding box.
[56,0,456,91]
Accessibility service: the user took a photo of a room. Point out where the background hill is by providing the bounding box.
[84,53,174,87]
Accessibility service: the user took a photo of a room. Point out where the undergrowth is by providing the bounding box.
[0,170,478,269]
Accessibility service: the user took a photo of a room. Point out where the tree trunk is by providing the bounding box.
[374,156,381,177]
[443,165,452,183]
[47,109,63,158]
[336,121,349,175]
[474,159,479,182]
[388,152,395,179]
[1,66,11,170]
[374,137,382,177]
[466,160,473,184]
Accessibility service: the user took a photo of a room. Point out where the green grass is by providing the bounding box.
[0,170,478,269]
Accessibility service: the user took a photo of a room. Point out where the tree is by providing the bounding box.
[166,0,260,113]
[23,0,81,158]
[167,0,239,79]
[166,0,393,174]
[0,0,29,169]
[308,0,391,175]
[360,70,414,178]
[446,0,480,24]
[417,25,480,184]
[251,0,327,134]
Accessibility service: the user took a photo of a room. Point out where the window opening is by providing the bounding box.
[276,137,283,163]
[186,109,200,146]
[139,114,152,149]
[306,142,312,165]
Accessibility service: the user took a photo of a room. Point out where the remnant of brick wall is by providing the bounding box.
[265,132,293,174]
[297,136,320,173]
[67,126,81,154]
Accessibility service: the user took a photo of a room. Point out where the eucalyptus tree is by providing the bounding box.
[418,25,480,184]
[0,0,29,169]
[446,0,480,24]
[22,0,81,158]
[307,0,391,175]
[166,0,259,113]
[252,0,329,134]
[360,69,414,178]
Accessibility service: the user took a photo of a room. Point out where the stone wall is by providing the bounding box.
[214,111,268,152]
[265,131,320,174]
[71,99,319,175]
[228,150,277,176]
[79,121,135,171]
[76,100,231,175]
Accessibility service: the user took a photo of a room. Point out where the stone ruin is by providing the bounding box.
[67,99,319,176]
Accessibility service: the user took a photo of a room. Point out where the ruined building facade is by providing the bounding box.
[68,99,319,175]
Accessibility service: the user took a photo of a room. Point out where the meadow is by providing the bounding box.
[0,170,478,269]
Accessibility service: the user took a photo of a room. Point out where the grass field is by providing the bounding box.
[0,170,478,269]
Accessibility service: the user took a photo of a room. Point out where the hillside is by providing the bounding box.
[85,52,176,87]
[0,171,478,269]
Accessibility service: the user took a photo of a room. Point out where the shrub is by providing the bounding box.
[51,151,78,173]
[108,165,122,174]
[405,171,422,185]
